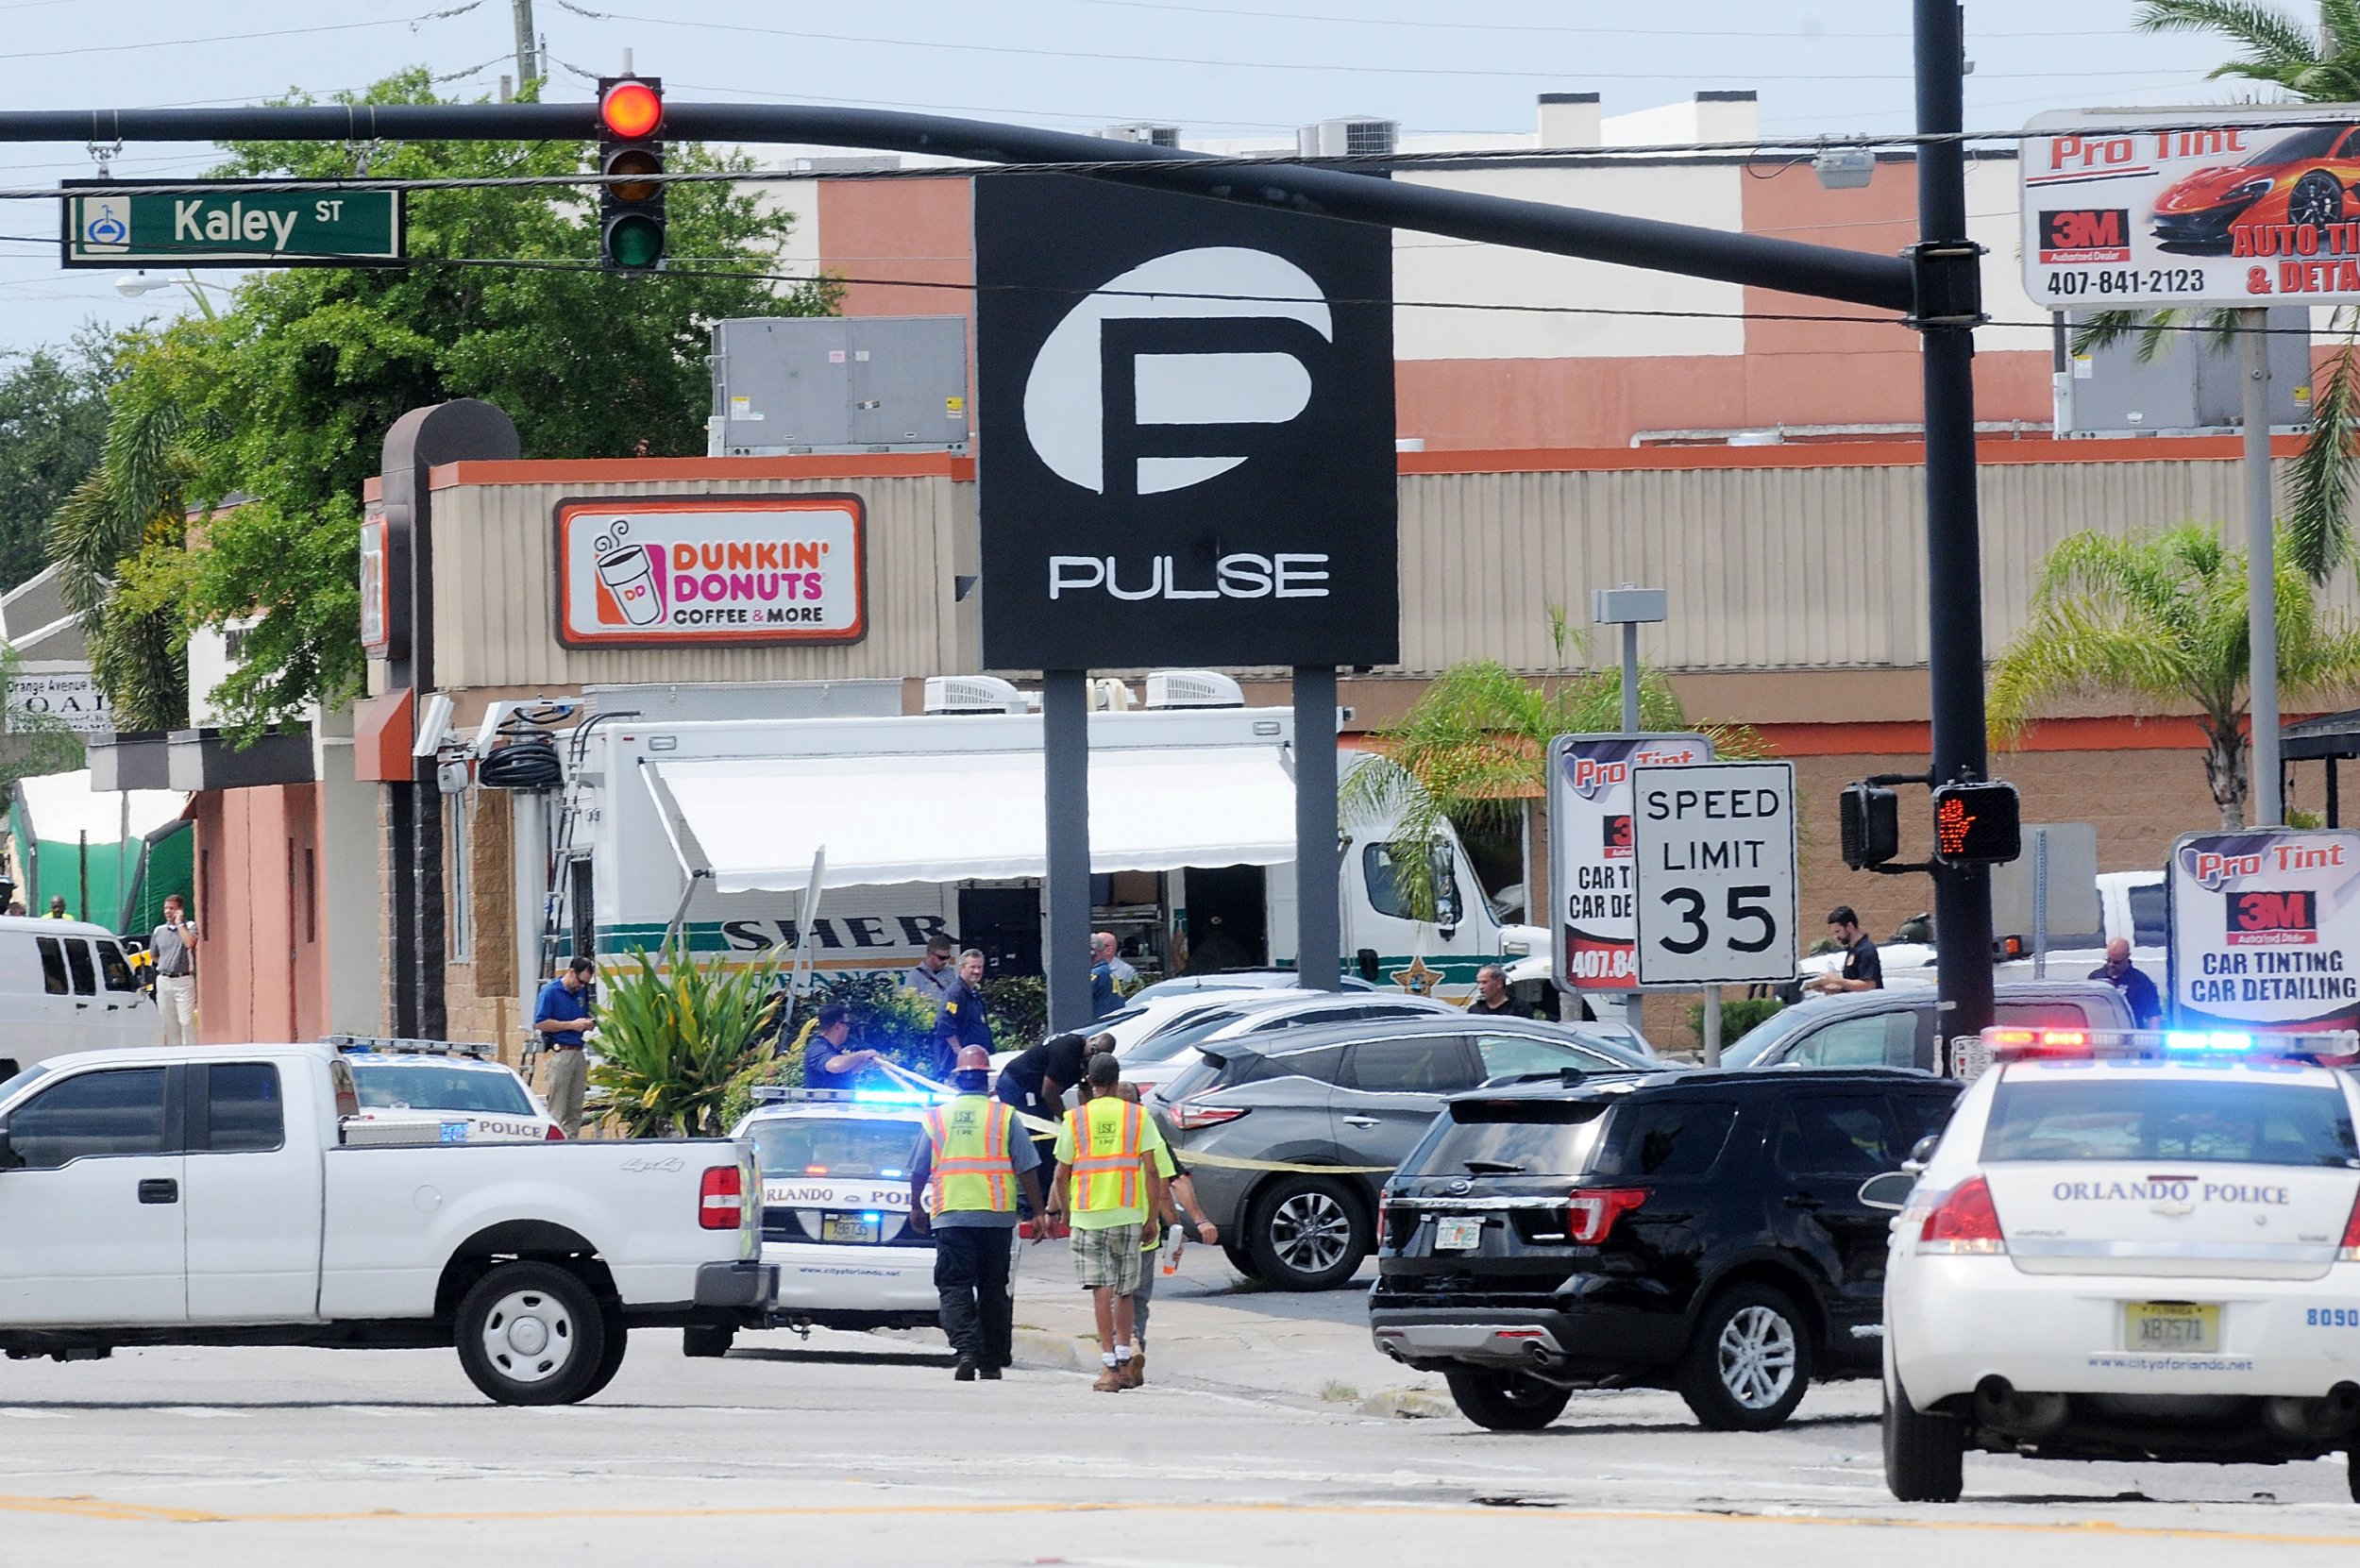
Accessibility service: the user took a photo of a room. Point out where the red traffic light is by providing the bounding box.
[600,79,662,140]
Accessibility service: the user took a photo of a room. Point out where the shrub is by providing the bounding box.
[1687,995,1786,1046]
[589,941,783,1138]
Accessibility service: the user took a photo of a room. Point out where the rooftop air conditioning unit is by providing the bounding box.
[1297,117,1397,159]
[1100,123,1181,146]
[923,674,1028,715]
[1144,669,1245,709]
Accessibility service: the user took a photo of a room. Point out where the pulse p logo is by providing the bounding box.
[973,172,1397,669]
[1020,246,1333,497]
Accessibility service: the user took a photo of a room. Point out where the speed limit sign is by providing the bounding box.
[1630,761,1798,986]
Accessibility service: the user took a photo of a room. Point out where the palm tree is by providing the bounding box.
[2078,4,2360,578]
[1988,524,2360,826]
[1340,631,1758,922]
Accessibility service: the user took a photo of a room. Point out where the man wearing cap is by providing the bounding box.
[1046,1052,1173,1392]
[908,1044,1044,1381]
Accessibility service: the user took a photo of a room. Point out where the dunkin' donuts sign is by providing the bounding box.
[554,495,866,648]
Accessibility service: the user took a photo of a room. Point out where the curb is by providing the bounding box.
[1009,1327,1092,1373]
[1357,1388,1453,1420]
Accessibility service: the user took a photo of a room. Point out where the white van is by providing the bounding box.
[0,917,160,1077]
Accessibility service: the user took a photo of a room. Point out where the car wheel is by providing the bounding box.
[681,1324,736,1359]
[1444,1368,1573,1431]
[2293,170,2345,231]
[1883,1377,1964,1503]
[453,1261,607,1406]
[1244,1175,1369,1291]
[1221,1242,1257,1279]
[1676,1284,1812,1431]
[578,1307,630,1399]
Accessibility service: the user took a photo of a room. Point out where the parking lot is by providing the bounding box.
[5,1245,2357,1567]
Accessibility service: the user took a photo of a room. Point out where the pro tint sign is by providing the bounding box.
[2166,828,2360,1032]
[554,495,866,648]
[972,173,1397,669]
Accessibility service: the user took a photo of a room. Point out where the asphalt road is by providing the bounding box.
[4,1246,2358,1566]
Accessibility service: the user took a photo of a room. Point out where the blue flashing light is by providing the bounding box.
[882,1168,906,1179]
[852,1088,936,1105]
[2162,1030,2252,1054]
[861,1211,884,1222]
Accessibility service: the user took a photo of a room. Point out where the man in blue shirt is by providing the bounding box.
[931,948,993,1082]
[2089,938,2164,1029]
[532,956,597,1137]
[802,1003,882,1090]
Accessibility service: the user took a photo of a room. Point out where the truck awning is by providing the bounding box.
[642,745,1299,893]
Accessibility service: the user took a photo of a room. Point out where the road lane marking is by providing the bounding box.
[0,1494,2356,1545]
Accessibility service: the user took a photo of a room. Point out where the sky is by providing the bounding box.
[0,0,2270,356]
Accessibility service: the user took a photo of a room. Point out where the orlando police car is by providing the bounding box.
[336,1038,562,1142]
[1877,1026,2360,1503]
[705,1087,1015,1355]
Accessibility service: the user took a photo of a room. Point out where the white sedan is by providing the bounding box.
[1877,1027,2360,1503]
[343,1049,561,1141]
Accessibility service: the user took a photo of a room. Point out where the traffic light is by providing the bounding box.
[1931,780,2022,866]
[598,76,666,273]
[1840,784,1899,869]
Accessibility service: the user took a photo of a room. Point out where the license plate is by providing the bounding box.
[821,1215,881,1244]
[1434,1217,1485,1251]
[2126,1302,2219,1352]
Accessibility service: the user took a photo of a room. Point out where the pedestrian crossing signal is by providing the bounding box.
[598,76,666,273]
[1840,784,1899,869]
[1931,780,2021,866]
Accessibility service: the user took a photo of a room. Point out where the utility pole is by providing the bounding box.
[2242,309,2282,826]
[1913,0,1998,1044]
[512,0,538,86]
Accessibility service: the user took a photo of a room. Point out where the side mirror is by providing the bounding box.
[0,1119,18,1172]
[1858,1170,1915,1211]
[1908,1133,1941,1168]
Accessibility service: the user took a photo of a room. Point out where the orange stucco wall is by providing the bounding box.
[195,784,326,1045]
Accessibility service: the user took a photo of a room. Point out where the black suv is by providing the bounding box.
[1369,1068,1958,1432]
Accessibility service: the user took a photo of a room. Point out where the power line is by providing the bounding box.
[0,2,485,64]
[546,4,2208,85]
[1062,0,2181,42]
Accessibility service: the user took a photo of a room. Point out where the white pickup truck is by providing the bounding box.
[0,1043,773,1405]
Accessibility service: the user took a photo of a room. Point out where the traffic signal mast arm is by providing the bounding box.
[8,101,1916,312]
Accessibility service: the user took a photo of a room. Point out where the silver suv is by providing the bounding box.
[1718,981,2133,1072]
[1155,1015,1656,1290]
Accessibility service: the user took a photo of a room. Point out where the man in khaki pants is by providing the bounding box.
[532,956,596,1137]
[150,894,198,1046]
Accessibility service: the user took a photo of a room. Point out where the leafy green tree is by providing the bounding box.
[1340,623,1760,922]
[2079,3,2360,578]
[0,327,118,592]
[1988,524,2360,827]
[69,69,835,735]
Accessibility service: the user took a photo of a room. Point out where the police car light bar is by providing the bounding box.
[1966,1026,2360,1067]
[326,1035,493,1058]
[748,1086,943,1106]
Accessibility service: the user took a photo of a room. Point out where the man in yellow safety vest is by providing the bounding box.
[1046,1051,1173,1392]
[909,1044,1046,1381]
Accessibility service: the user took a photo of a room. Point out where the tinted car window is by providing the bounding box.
[1892,1090,1956,1154]
[205,1063,285,1154]
[9,1067,168,1168]
[1230,1045,1348,1087]
[1364,840,1461,926]
[34,936,67,996]
[1243,1003,1431,1034]
[1129,1008,1261,1063]
[2128,882,2167,949]
[62,939,96,996]
[96,939,141,993]
[1982,1079,2359,1167]
[1475,1032,1628,1079]
[1404,1100,1610,1177]
[1775,1093,1901,1176]
[1343,1037,1476,1095]
[1595,1100,1739,1178]
[1786,1011,1917,1070]
[1719,1005,1813,1069]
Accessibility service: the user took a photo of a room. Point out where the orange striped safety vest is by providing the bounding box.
[1065,1097,1147,1215]
[922,1094,1020,1216]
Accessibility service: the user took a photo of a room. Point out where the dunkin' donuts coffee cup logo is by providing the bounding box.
[556,495,867,648]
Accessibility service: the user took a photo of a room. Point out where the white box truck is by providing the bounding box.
[565,700,1542,1000]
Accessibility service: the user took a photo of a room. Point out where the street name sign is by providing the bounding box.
[1630,760,1799,987]
[62,180,403,268]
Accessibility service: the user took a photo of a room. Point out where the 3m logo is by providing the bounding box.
[2040,209,2132,263]
[1602,813,1632,861]
[2227,888,2319,946]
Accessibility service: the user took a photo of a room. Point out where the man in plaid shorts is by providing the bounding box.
[1045,1052,1172,1392]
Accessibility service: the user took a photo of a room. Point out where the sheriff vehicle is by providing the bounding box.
[1877,1026,2360,1503]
